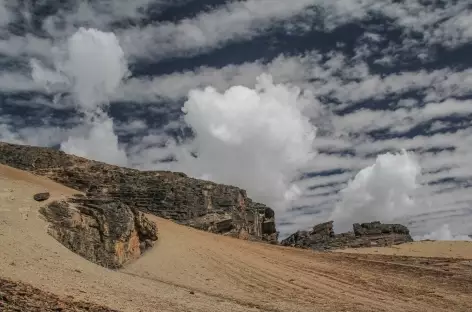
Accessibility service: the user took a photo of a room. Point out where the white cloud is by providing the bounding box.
[332,99,472,136]
[414,224,472,241]
[0,71,43,92]
[115,53,315,102]
[41,0,168,36]
[329,149,422,233]
[0,34,53,59]
[113,54,472,110]
[61,113,128,166]
[31,27,129,112]
[176,73,317,214]
[1,0,315,63]
[119,0,316,60]
[31,27,129,165]
[0,121,67,147]
[2,0,472,66]
[0,124,22,144]
[424,9,472,48]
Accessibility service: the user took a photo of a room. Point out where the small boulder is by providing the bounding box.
[33,192,50,202]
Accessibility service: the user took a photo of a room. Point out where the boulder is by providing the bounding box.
[33,192,50,202]
[312,221,335,237]
[39,196,158,269]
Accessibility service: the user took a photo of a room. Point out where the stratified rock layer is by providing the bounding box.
[281,221,413,251]
[39,195,158,268]
[0,142,277,243]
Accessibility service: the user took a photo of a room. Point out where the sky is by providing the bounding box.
[1,0,471,241]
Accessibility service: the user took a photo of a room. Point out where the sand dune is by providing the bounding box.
[1,164,472,312]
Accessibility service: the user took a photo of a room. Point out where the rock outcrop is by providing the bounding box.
[281,221,413,251]
[0,142,277,243]
[39,195,158,268]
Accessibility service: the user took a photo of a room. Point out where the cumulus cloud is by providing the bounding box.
[60,113,128,166]
[0,124,22,144]
[32,27,129,112]
[176,74,317,213]
[31,27,129,165]
[330,149,422,233]
[414,224,472,241]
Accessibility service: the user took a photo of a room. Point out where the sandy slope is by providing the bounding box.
[1,164,472,312]
[336,241,472,259]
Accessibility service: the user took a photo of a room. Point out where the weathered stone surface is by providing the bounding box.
[39,196,158,268]
[281,221,413,251]
[0,142,277,243]
[33,192,50,201]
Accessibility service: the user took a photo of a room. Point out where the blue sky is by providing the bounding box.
[1,0,472,240]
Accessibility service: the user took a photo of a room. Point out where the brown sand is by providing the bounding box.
[1,164,472,312]
[336,241,472,259]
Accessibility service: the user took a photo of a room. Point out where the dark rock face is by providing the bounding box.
[33,192,50,202]
[0,142,277,243]
[281,221,413,251]
[39,195,158,269]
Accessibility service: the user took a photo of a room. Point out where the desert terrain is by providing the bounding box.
[1,163,472,312]
[337,240,472,259]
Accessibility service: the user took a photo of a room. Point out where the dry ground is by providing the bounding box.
[336,240,472,259]
[1,164,472,312]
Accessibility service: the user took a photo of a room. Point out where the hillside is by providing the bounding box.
[1,163,472,311]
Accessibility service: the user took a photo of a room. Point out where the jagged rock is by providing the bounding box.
[281,221,413,251]
[33,192,50,202]
[39,196,158,269]
[312,221,335,237]
[0,142,277,243]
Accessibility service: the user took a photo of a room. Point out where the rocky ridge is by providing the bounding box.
[281,221,413,251]
[0,142,278,243]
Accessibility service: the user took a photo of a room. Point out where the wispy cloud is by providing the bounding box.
[119,0,316,60]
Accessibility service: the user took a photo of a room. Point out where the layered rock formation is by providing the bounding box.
[39,195,158,268]
[0,142,277,243]
[281,221,413,251]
